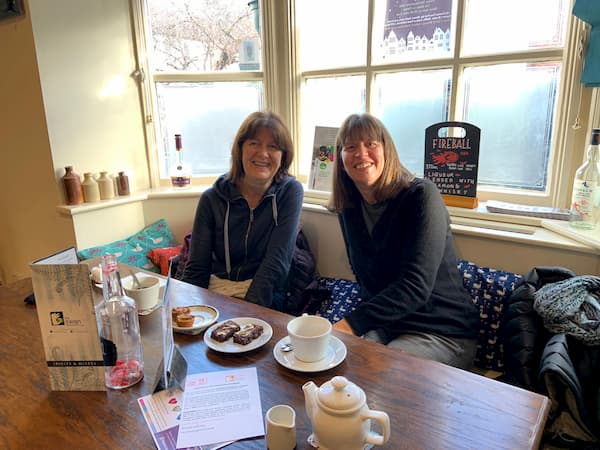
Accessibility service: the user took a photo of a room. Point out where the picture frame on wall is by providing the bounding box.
[0,0,24,21]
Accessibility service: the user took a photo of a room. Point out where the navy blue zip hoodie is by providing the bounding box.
[181,174,303,308]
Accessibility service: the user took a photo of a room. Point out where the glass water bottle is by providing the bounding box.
[569,128,600,229]
[96,254,144,389]
[170,134,192,188]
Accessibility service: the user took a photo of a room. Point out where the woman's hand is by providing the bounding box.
[333,318,354,335]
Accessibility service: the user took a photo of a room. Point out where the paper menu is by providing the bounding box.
[30,247,105,391]
[138,388,233,450]
[176,368,264,448]
[308,126,338,192]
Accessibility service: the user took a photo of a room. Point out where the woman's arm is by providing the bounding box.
[180,193,216,288]
[245,179,304,307]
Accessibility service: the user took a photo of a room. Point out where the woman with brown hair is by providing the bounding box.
[181,111,303,310]
[331,113,479,369]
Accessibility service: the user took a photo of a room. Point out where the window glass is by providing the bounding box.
[462,63,560,190]
[147,0,261,72]
[156,82,263,176]
[462,0,568,56]
[372,0,456,64]
[373,70,451,174]
[296,0,368,71]
[300,76,366,175]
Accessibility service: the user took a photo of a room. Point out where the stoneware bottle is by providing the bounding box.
[62,166,83,205]
[117,171,130,196]
[97,171,115,200]
[82,172,100,202]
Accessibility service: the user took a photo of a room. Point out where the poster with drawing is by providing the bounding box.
[381,0,452,60]
[308,126,338,192]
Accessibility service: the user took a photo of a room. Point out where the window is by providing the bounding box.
[137,0,265,185]
[134,0,589,209]
[296,0,581,206]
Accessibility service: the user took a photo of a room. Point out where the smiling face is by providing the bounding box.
[241,127,283,187]
[341,137,385,200]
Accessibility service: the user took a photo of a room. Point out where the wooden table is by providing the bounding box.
[0,274,550,449]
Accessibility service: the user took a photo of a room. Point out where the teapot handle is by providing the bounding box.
[362,410,390,446]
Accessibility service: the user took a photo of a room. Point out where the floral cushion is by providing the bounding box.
[315,259,522,371]
[76,219,177,272]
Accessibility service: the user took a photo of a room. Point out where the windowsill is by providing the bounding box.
[56,187,600,255]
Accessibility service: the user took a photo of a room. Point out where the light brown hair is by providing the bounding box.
[331,113,414,211]
[227,111,294,184]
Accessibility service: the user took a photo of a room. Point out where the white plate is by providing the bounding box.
[138,303,162,316]
[173,305,219,335]
[203,317,273,353]
[273,336,347,372]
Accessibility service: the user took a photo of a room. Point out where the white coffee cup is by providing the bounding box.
[123,275,160,311]
[266,404,296,450]
[287,314,332,362]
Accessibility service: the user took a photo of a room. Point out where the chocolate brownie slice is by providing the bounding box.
[211,320,241,342]
[232,323,264,345]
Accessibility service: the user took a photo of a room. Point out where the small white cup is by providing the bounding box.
[287,314,332,362]
[266,404,296,450]
[123,275,160,311]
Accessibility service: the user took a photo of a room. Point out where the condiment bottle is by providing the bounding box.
[569,128,600,229]
[82,172,100,202]
[95,254,144,389]
[62,166,83,205]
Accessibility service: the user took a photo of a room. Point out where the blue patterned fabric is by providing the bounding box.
[76,218,177,272]
[316,259,522,371]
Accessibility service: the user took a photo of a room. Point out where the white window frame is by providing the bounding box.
[132,0,597,211]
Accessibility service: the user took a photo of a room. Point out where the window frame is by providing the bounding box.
[132,0,595,211]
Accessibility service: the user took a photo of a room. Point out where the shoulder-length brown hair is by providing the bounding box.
[227,111,294,185]
[331,113,414,212]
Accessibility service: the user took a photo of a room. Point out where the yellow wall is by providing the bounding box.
[0,2,75,284]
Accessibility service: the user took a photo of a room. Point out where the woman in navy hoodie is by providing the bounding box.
[330,113,479,369]
[181,112,303,311]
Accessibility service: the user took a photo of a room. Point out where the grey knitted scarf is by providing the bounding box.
[533,275,600,345]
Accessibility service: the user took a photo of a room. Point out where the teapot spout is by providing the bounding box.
[302,381,318,421]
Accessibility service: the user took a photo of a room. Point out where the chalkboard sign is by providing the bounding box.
[424,121,481,208]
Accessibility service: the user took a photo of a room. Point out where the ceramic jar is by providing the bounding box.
[82,173,100,202]
[62,166,83,205]
[117,171,130,196]
[97,171,115,200]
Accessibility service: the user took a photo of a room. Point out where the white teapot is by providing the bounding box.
[302,376,390,450]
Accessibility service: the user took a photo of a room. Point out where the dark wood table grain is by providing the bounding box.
[0,273,550,450]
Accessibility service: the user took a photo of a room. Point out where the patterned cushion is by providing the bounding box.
[315,259,522,371]
[76,219,177,272]
[457,259,522,371]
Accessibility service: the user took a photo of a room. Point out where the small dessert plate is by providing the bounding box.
[173,305,219,335]
[273,336,347,372]
[204,317,273,353]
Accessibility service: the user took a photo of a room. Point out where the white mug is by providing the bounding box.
[266,404,296,450]
[123,275,160,311]
[287,314,331,362]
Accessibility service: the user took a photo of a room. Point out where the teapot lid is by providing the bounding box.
[317,376,365,412]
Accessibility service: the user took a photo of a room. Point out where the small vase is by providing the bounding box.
[117,171,130,196]
[82,173,100,202]
[97,171,115,200]
[62,166,83,205]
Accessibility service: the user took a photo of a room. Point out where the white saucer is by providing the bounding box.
[204,317,273,352]
[138,302,161,316]
[173,305,219,335]
[273,336,347,372]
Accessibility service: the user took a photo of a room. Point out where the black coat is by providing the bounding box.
[501,266,576,391]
